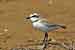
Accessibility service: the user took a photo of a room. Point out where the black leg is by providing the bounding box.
[43,32,48,42]
[43,32,48,50]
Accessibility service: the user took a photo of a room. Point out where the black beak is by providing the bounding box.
[26,17,30,19]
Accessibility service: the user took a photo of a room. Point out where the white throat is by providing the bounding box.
[30,17,40,23]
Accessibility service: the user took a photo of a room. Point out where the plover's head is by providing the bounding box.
[26,13,40,22]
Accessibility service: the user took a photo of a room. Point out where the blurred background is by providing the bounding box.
[0,0,75,50]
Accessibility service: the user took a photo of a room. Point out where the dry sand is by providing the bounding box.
[0,0,75,50]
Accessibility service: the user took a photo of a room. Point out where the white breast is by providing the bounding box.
[32,22,44,29]
[32,21,49,32]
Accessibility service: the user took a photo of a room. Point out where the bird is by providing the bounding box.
[26,13,66,49]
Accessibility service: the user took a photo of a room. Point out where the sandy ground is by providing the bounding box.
[0,0,75,50]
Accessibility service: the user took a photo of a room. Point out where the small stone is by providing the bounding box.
[4,29,8,32]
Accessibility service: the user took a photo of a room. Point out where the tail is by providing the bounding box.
[59,25,67,29]
[60,25,66,29]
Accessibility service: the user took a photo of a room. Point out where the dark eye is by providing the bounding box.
[32,15,39,18]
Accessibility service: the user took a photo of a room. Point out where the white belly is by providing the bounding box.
[32,22,48,32]
[33,22,43,29]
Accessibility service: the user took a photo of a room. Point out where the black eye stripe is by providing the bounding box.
[32,15,39,18]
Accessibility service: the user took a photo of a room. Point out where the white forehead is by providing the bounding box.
[29,13,40,17]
